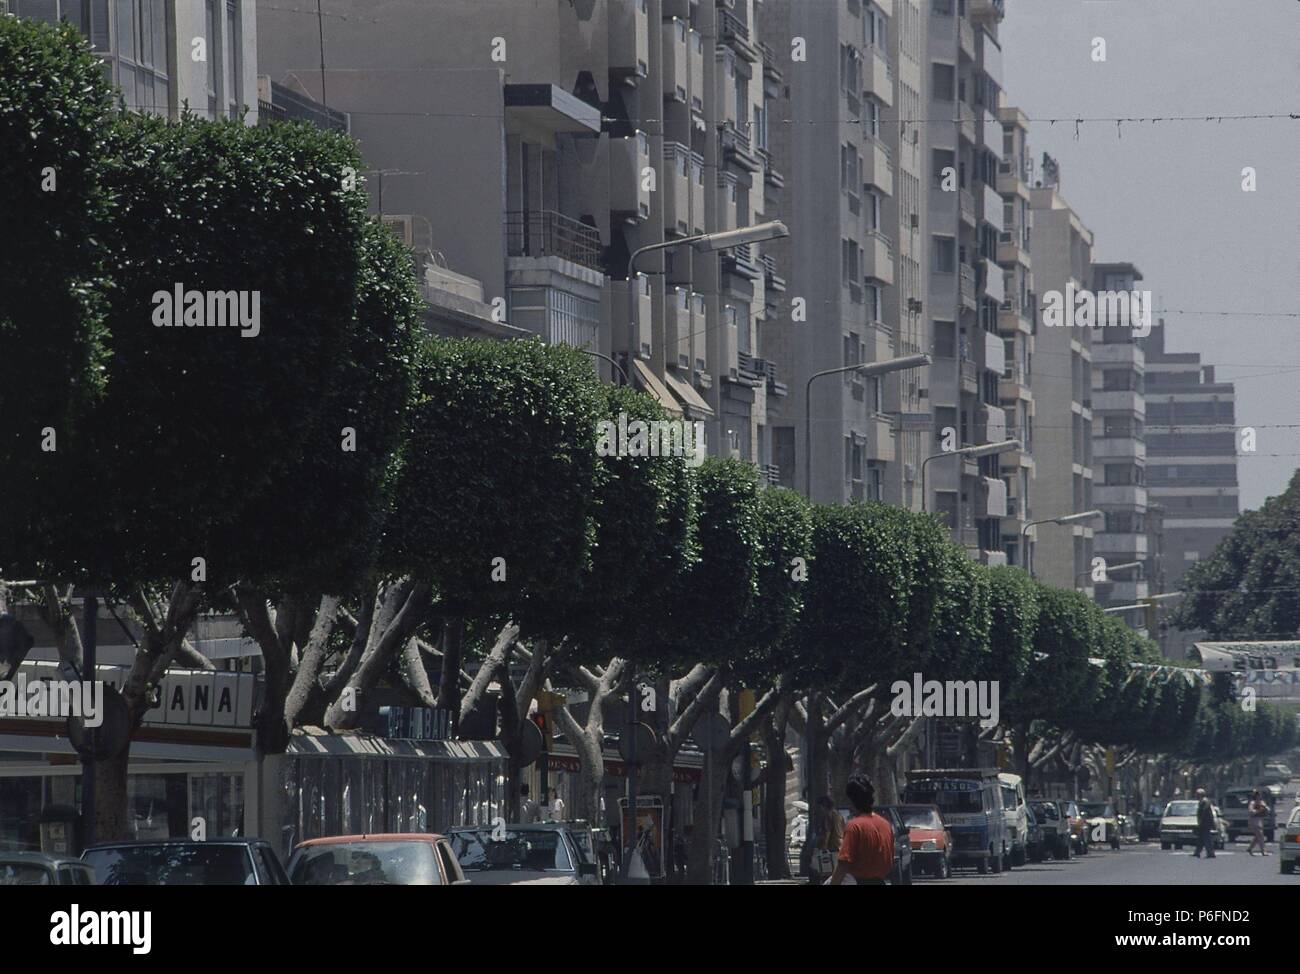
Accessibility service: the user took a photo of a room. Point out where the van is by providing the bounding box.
[903,768,1008,873]
[998,772,1029,866]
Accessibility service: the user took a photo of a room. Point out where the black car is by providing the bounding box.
[82,838,289,885]
[0,851,95,885]
[874,805,914,885]
[1024,804,1045,863]
[1137,803,1164,841]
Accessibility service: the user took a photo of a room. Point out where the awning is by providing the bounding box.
[662,368,715,419]
[631,359,683,417]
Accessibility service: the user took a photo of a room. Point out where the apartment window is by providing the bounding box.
[863,98,880,139]
[931,235,956,273]
[932,63,955,101]
[841,143,860,194]
[841,239,861,284]
[865,5,888,51]
[204,0,217,115]
[839,44,862,94]
[866,463,883,501]
[932,0,954,15]
[931,148,955,188]
[934,321,956,358]
[754,104,767,151]
[865,283,882,323]
[864,189,880,230]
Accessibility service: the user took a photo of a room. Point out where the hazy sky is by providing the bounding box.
[999,0,1300,511]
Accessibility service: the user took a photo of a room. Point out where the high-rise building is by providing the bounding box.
[258,0,790,466]
[1089,261,1150,626]
[1028,164,1095,590]
[758,0,903,503]
[921,0,1009,561]
[10,0,259,123]
[995,105,1035,569]
[1141,320,1241,657]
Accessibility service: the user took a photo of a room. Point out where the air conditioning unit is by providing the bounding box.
[381,214,414,248]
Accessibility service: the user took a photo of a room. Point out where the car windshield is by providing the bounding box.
[290,841,442,885]
[901,808,943,829]
[904,783,982,813]
[85,844,253,885]
[1030,802,1059,820]
[450,830,573,872]
[1165,801,1198,817]
[0,863,53,885]
[1288,808,1300,826]
[1080,803,1110,816]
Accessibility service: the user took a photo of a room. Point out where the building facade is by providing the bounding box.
[1027,166,1094,591]
[1088,261,1150,627]
[10,0,259,123]
[1141,320,1241,657]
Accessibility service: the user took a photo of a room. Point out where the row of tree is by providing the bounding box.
[0,18,1291,878]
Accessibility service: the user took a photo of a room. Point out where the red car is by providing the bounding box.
[898,804,953,879]
[286,833,469,886]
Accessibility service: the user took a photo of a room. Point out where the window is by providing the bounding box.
[839,43,862,94]
[841,143,860,193]
[841,238,861,284]
[865,283,882,323]
[931,236,956,273]
[934,321,956,358]
[932,62,955,101]
[863,98,880,138]
[864,189,880,229]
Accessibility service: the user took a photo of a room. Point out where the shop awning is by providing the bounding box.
[631,359,683,417]
[288,727,508,762]
[662,368,715,419]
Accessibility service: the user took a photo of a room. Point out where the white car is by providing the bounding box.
[1280,806,1300,875]
[1159,800,1226,851]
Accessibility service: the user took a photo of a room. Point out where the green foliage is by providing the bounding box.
[1009,585,1101,727]
[0,17,115,571]
[926,544,993,681]
[387,337,603,629]
[985,566,1038,690]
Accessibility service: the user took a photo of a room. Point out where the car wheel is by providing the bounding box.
[939,854,950,879]
[1161,842,1171,850]
[990,847,1002,873]
[1282,860,1295,875]
[977,858,988,874]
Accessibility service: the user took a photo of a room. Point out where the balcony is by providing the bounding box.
[980,107,1001,158]
[871,414,896,463]
[689,153,706,234]
[1091,389,1145,416]
[613,275,653,360]
[504,209,603,271]
[610,131,651,219]
[669,289,692,369]
[863,138,893,196]
[718,8,760,63]
[981,258,1005,305]
[997,232,1030,268]
[864,231,895,286]
[959,187,976,227]
[662,19,689,103]
[1102,579,1150,604]
[759,40,783,85]
[688,28,705,114]
[721,121,762,174]
[761,463,781,487]
[663,142,691,235]
[1093,436,1146,462]
[866,47,893,107]
[959,263,977,310]
[760,253,786,292]
[959,101,976,143]
[1094,532,1149,556]
[722,242,763,282]
[609,0,649,81]
[1094,483,1148,509]
[1091,341,1145,369]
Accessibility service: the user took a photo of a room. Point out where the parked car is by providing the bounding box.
[1079,800,1121,851]
[82,838,289,885]
[1159,800,1226,851]
[446,824,599,885]
[1220,787,1276,843]
[874,805,914,885]
[898,804,952,878]
[1137,802,1165,841]
[1024,803,1045,863]
[1261,763,1293,785]
[0,851,94,886]
[1028,799,1072,860]
[1279,805,1300,875]
[998,772,1029,867]
[287,834,468,885]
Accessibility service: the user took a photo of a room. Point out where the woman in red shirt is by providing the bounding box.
[828,775,896,885]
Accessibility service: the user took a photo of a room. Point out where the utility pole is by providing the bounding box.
[81,589,97,850]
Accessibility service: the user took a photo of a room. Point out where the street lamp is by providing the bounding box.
[621,220,789,883]
[919,440,1021,549]
[580,347,630,386]
[1076,560,1141,587]
[1021,509,1102,578]
[802,353,931,500]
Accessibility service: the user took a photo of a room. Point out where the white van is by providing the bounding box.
[998,773,1029,867]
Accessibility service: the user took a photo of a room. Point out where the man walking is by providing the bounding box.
[828,774,895,885]
[1192,788,1216,859]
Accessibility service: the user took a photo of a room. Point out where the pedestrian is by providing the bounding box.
[1247,790,1270,856]
[519,783,541,823]
[828,775,895,886]
[549,788,566,823]
[1192,788,1216,859]
[811,795,844,882]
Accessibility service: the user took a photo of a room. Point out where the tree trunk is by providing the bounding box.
[687,741,729,884]
[93,747,132,842]
[760,700,793,880]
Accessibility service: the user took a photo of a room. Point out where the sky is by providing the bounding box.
[999,0,1300,511]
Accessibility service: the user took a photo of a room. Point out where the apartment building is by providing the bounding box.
[1027,162,1094,591]
[1089,261,1149,624]
[10,0,258,123]
[1141,320,1241,656]
[758,0,903,503]
[922,0,1009,560]
[258,0,791,468]
[995,105,1035,568]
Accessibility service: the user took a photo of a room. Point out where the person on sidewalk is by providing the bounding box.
[811,795,844,883]
[1247,790,1270,856]
[519,784,541,824]
[1192,788,1216,859]
[828,775,895,886]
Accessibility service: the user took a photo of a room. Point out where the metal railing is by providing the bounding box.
[504,209,603,271]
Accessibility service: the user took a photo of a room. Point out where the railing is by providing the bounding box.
[504,209,603,271]
[959,263,977,305]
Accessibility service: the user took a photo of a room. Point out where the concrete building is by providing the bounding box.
[257,0,793,467]
[995,105,1035,569]
[921,0,1009,560]
[757,0,907,503]
[1141,320,1241,656]
[1028,162,1094,591]
[10,0,259,123]
[1089,261,1149,625]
